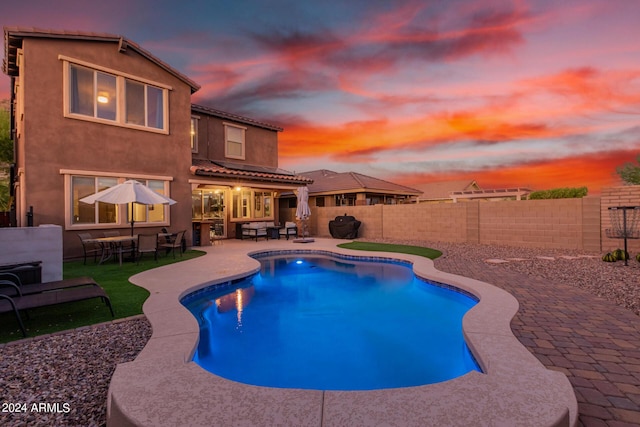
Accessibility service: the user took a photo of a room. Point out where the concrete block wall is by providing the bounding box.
[382,203,468,242]
[315,205,383,239]
[601,186,640,254]
[479,199,585,250]
[277,185,640,253]
[582,197,602,253]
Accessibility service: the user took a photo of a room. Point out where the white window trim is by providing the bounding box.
[60,55,170,134]
[191,115,200,153]
[224,122,246,160]
[62,170,173,230]
[229,188,275,222]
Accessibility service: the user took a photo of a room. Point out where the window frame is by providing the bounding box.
[224,122,246,160]
[190,116,199,153]
[61,56,170,134]
[62,170,173,230]
[229,188,274,221]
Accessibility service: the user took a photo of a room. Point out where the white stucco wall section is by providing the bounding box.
[0,225,63,282]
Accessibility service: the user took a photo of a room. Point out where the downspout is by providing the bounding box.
[9,76,17,226]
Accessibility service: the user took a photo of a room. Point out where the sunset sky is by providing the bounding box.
[2,0,640,193]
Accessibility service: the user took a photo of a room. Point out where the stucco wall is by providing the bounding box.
[17,37,194,259]
[0,225,63,282]
[193,114,279,167]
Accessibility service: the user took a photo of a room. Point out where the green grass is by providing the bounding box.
[337,241,442,259]
[0,250,205,343]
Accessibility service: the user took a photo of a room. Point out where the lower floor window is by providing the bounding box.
[127,179,168,223]
[68,174,171,228]
[72,176,119,224]
[230,188,273,221]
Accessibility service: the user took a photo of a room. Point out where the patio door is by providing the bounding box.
[206,191,226,239]
[193,188,227,239]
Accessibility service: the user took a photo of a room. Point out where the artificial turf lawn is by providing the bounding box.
[0,250,205,343]
[337,241,442,259]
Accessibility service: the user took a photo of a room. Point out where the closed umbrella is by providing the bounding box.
[294,186,313,243]
[80,179,176,236]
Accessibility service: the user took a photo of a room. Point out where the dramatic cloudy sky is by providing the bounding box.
[2,0,640,193]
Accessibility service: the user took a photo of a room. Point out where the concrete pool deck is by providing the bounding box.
[107,238,577,426]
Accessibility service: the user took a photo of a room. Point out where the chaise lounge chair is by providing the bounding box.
[0,272,103,295]
[0,277,114,337]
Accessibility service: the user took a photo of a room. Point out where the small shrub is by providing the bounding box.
[528,187,588,200]
[613,248,629,261]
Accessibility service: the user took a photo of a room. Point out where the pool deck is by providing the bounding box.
[434,250,640,427]
[107,238,580,426]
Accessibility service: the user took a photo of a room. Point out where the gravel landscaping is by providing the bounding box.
[0,241,637,426]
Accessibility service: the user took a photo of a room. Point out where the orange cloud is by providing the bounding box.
[391,149,634,194]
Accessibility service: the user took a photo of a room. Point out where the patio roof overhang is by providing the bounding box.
[190,160,312,187]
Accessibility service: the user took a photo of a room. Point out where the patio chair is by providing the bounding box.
[0,280,114,337]
[136,234,159,264]
[279,222,298,240]
[159,230,185,258]
[78,232,101,264]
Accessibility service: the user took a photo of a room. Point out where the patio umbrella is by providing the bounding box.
[295,186,311,221]
[294,186,313,242]
[80,180,176,236]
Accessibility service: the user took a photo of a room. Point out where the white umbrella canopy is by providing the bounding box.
[295,186,311,220]
[80,180,176,235]
[80,180,177,206]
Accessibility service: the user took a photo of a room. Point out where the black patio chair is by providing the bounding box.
[159,230,185,258]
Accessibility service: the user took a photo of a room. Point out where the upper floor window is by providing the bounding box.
[224,123,246,160]
[125,80,164,129]
[70,65,117,121]
[190,116,199,153]
[63,58,169,133]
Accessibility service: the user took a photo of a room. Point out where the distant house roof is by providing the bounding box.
[414,180,480,201]
[191,159,312,186]
[191,104,283,132]
[299,170,422,196]
[3,27,200,92]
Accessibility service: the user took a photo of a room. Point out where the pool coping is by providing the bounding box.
[106,238,578,427]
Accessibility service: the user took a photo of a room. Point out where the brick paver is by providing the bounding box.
[434,256,640,427]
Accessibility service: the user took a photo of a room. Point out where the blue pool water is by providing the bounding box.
[182,252,480,390]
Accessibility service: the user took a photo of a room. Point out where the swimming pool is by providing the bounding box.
[183,252,480,390]
[109,239,577,427]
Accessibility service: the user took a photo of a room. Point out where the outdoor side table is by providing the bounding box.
[266,226,282,240]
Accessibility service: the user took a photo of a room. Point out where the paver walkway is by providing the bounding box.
[434,256,640,427]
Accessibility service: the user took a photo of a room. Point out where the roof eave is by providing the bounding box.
[192,168,312,186]
[3,27,200,92]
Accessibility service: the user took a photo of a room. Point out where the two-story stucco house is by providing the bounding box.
[3,27,311,258]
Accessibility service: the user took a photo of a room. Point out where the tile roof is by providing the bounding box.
[191,159,313,185]
[300,170,422,195]
[3,27,200,92]
[191,104,283,132]
[413,180,480,200]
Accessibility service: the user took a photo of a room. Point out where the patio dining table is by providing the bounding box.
[86,235,137,266]
[87,233,173,266]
